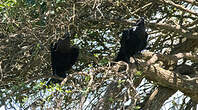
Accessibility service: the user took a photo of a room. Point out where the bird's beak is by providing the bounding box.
[135,17,144,26]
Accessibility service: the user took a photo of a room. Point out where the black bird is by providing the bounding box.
[115,18,148,63]
[48,32,79,84]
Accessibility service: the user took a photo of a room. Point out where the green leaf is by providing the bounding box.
[108,97,113,102]
[94,53,99,58]
[134,105,141,110]
[22,96,28,103]
[85,75,90,82]
[0,4,5,8]
[99,58,108,65]
[135,71,142,76]
[36,43,40,49]
[118,79,125,84]
[65,90,72,93]
[88,64,93,67]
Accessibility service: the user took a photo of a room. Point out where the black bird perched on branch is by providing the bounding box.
[115,18,148,63]
[48,32,79,84]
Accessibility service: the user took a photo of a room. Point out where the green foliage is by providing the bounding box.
[99,58,109,66]
[134,105,141,110]
[135,71,142,76]
[0,0,16,8]
[117,79,125,88]
[0,0,198,109]
[65,90,72,94]
[85,75,91,82]
[108,97,113,102]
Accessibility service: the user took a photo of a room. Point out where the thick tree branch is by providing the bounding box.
[142,86,177,110]
[133,52,198,103]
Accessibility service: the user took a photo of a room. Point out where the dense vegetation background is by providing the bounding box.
[0,0,198,109]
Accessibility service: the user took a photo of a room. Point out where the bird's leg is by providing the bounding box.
[132,56,139,66]
[132,53,141,69]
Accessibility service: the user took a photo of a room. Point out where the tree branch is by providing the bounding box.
[160,0,198,16]
[142,86,177,110]
[134,51,198,103]
[179,0,198,6]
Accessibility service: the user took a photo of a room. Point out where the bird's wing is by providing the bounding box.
[70,47,79,66]
[51,43,57,75]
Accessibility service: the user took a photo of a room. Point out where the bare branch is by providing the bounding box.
[160,0,198,16]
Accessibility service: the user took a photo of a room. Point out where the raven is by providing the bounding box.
[48,33,79,84]
[115,18,148,63]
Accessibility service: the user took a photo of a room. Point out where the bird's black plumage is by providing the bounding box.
[48,33,79,84]
[115,18,148,63]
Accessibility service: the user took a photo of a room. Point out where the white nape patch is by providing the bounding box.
[133,26,137,31]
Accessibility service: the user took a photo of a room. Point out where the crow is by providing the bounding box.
[48,32,79,84]
[115,18,148,63]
